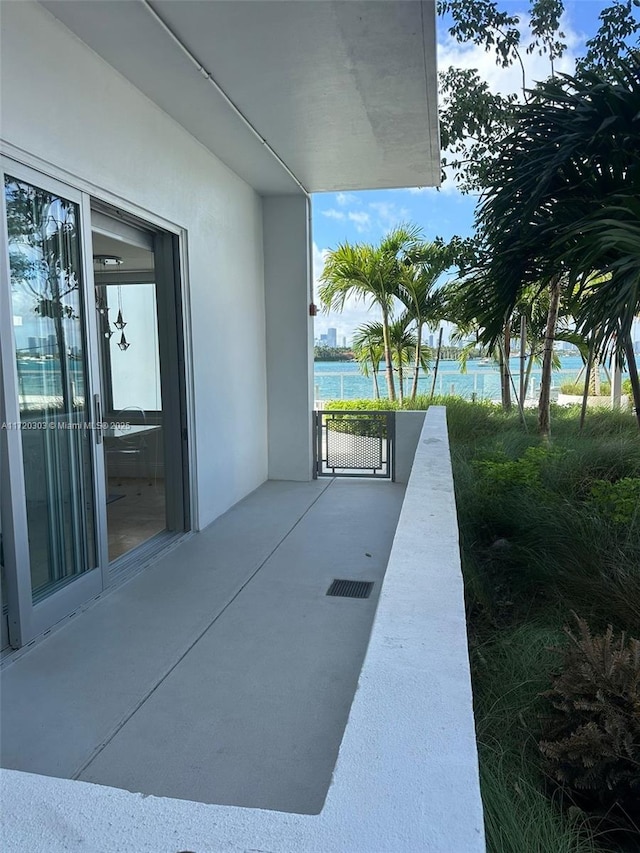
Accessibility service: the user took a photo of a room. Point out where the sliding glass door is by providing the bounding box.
[1,162,105,646]
[1,158,190,649]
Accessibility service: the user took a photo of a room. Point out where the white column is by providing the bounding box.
[611,363,622,409]
[263,195,313,480]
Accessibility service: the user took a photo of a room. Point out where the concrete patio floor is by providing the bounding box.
[0,477,405,814]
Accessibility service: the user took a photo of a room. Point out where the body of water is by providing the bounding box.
[314,356,621,403]
[16,355,624,407]
[14,358,86,409]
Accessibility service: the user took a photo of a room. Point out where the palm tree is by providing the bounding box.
[352,325,384,399]
[319,225,421,401]
[471,55,640,431]
[352,319,425,405]
[445,276,575,411]
[387,317,421,406]
[395,241,450,401]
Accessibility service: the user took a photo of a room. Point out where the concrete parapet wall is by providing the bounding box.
[394,410,426,483]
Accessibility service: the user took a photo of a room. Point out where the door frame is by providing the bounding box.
[90,208,191,545]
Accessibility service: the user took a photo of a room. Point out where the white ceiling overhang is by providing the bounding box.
[41,0,440,196]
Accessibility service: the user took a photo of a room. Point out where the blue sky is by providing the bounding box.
[311,1,638,344]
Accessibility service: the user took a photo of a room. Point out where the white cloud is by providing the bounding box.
[369,200,410,231]
[347,211,371,233]
[322,208,345,220]
[406,187,430,195]
[336,192,360,207]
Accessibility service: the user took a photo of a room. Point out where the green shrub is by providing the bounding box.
[560,377,635,398]
[560,381,612,396]
[589,478,640,525]
[323,397,398,412]
[539,616,640,832]
[324,411,390,438]
[474,445,566,491]
[455,428,640,632]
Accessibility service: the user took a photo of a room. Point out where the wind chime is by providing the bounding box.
[93,255,131,350]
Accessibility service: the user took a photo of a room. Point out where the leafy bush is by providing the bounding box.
[474,445,565,491]
[324,411,390,438]
[560,381,612,397]
[324,398,397,411]
[589,478,640,525]
[539,616,640,831]
[560,378,635,398]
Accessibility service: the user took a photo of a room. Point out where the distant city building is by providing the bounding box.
[327,327,337,348]
[428,334,434,348]
[320,333,327,344]
[341,336,347,348]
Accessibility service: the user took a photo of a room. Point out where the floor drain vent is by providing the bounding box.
[326,579,374,599]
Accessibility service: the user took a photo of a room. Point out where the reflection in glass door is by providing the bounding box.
[4,175,97,600]
[91,213,187,565]
[94,259,167,560]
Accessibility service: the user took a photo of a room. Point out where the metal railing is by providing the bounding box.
[314,410,395,479]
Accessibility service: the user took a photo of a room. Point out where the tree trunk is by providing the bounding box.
[372,363,380,399]
[580,350,593,433]
[429,328,444,401]
[397,353,404,406]
[519,316,526,406]
[523,350,536,401]
[538,275,561,438]
[624,336,640,430]
[501,318,512,410]
[381,308,396,401]
[588,352,601,396]
[410,321,423,401]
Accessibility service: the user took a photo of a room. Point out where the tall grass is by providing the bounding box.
[451,406,640,634]
[445,400,639,852]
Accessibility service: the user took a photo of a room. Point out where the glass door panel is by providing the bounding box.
[93,227,168,562]
[4,176,97,600]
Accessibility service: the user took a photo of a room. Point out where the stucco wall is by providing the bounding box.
[1,0,272,528]
[263,196,314,481]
